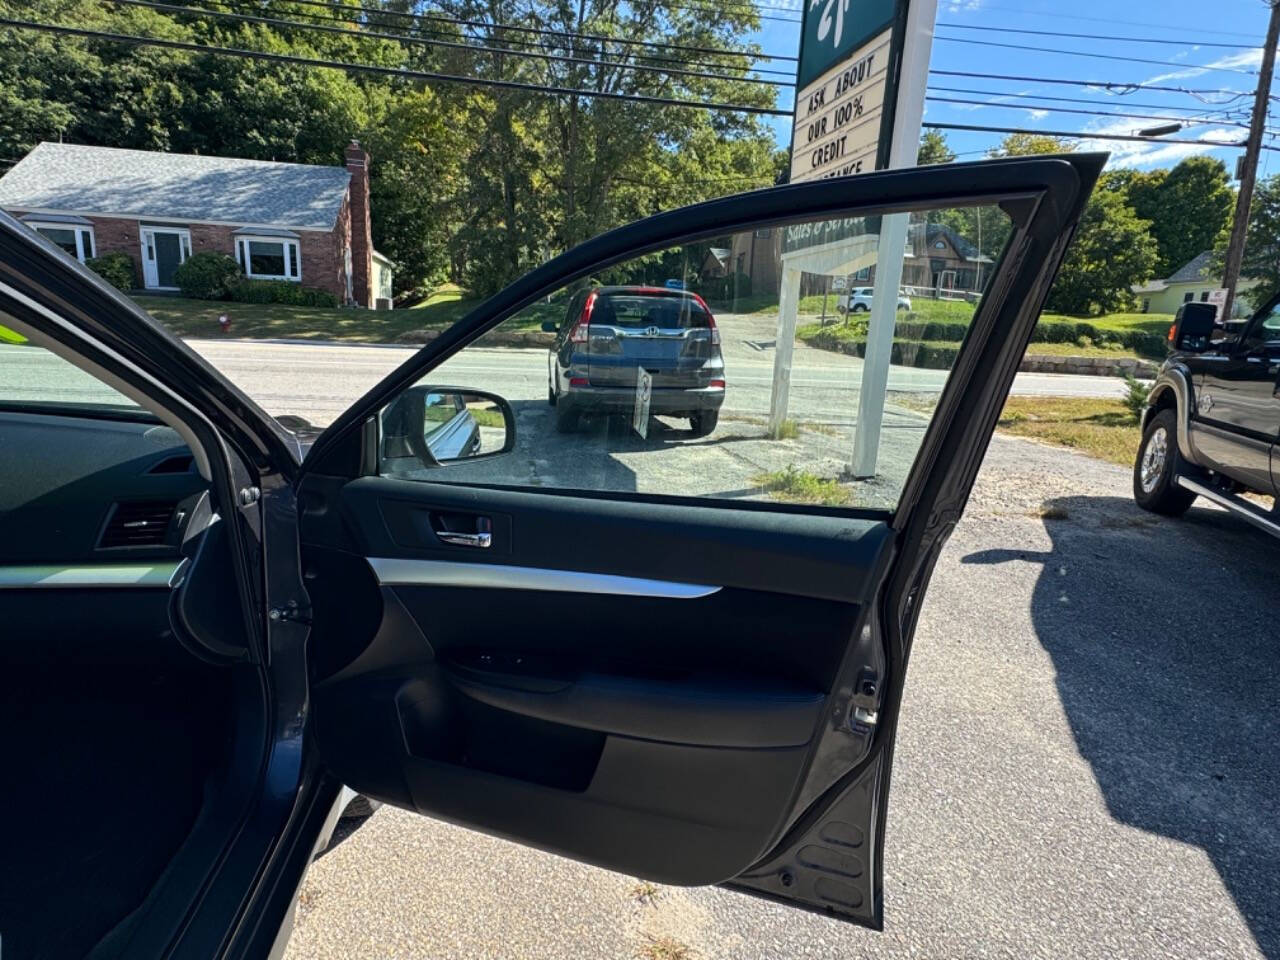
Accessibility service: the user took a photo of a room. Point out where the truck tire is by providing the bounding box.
[1133,408,1197,516]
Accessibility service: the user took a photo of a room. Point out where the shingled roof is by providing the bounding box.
[0,142,351,230]
[1165,250,1215,284]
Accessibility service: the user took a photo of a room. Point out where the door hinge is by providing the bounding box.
[846,668,879,732]
[268,600,311,625]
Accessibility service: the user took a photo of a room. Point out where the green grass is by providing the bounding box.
[753,464,851,506]
[997,396,1140,466]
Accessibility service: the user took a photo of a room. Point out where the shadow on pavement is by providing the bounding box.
[963,495,1280,958]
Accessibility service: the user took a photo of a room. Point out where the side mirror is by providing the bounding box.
[1170,302,1218,352]
[380,386,515,470]
[541,320,558,333]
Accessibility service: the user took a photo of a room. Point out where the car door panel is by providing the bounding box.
[1194,348,1280,491]
[303,477,891,885]
[299,156,1102,929]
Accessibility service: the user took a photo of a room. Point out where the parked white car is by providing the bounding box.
[836,287,912,314]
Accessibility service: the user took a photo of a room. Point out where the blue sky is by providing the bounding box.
[746,0,1276,179]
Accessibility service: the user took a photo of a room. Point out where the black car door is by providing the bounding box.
[1194,299,1280,494]
[296,155,1101,929]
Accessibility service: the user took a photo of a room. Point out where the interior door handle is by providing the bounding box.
[432,514,493,548]
[436,530,492,548]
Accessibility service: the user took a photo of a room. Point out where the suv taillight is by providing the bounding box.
[692,294,720,346]
[568,291,598,344]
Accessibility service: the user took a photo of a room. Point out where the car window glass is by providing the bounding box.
[0,323,145,414]
[379,202,1012,512]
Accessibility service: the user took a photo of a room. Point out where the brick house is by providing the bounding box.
[0,140,391,307]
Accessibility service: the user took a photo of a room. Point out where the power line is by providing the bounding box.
[105,0,794,87]
[923,120,1280,150]
[926,85,1252,118]
[952,3,1263,40]
[198,0,798,77]
[254,0,798,63]
[0,17,792,114]
[928,69,1256,102]
[934,36,1259,75]
[925,95,1254,129]
[935,21,1261,50]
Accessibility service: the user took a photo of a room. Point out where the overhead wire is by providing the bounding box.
[0,17,793,114]
[923,120,1280,151]
[103,0,794,87]
[924,96,1254,129]
[934,21,1261,50]
[934,36,1259,74]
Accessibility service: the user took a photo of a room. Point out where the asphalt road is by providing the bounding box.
[285,435,1280,960]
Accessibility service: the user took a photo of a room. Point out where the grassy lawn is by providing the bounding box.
[997,396,1140,466]
[133,292,555,343]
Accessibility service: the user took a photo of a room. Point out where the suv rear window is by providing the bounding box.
[595,293,710,329]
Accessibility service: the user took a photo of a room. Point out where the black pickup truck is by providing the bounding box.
[1134,299,1280,537]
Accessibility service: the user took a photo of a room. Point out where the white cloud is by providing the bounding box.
[1075,117,1243,169]
[943,0,982,12]
[1028,109,1049,120]
[1142,48,1262,86]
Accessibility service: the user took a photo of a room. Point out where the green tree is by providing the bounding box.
[1046,189,1158,315]
[987,133,1075,157]
[1230,172,1280,298]
[917,130,955,165]
[1123,156,1233,277]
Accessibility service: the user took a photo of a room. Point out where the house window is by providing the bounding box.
[1183,292,1194,303]
[1200,290,1210,302]
[236,236,301,281]
[27,222,95,263]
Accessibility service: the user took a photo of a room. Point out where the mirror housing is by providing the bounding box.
[541,320,558,333]
[1170,302,1219,353]
[380,385,515,470]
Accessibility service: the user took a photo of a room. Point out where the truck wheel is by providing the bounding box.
[852,303,869,313]
[555,405,579,433]
[689,410,719,437]
[1133,408,1196,516]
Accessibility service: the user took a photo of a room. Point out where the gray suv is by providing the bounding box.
[544,285,726,436]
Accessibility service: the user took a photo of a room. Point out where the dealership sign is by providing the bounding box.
[790,0,909,185]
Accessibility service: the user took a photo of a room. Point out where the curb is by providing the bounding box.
[395,329,553,348]
[1020,354,1159,378]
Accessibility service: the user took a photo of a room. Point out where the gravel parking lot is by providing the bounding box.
[285,433,1280,960]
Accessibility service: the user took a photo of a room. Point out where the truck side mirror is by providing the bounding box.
[1170,302,1218,352]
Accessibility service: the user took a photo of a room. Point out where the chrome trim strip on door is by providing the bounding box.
[367,557,721,598]
[0,561,182,589]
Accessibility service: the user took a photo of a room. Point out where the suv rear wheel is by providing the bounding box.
[690,410,718,437]
[1133,408,1197,515]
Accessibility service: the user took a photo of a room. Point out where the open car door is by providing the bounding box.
[297,155,1102,929]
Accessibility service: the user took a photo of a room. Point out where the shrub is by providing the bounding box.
[225,278,340,307]
[1122,374,1151,422]
[85,252,135,291]
[174,252,241,300]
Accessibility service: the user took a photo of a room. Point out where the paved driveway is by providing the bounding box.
[285,435,1280,960]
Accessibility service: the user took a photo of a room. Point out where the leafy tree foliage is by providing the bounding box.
[986,133,1074,158]
[1046,188,1158,315]
[916,130,955,166]
[0,0,778,296]
[1121,157,1232,277]
[1231,172,1280,299]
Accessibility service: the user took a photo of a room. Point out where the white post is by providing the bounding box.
[769,264,803,436]
[848,0,937,479]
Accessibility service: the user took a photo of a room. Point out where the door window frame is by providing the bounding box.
[139,226,192,290]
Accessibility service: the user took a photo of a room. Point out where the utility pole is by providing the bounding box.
[1221,0,1280,323]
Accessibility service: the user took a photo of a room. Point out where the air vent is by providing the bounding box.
[99,500,178,549]
[148,454,194,474]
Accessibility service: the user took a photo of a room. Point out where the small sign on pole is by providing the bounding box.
[632,369,652,439]
[1207,288,1229,319]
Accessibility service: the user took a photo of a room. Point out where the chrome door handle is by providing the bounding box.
[437,531,492,548]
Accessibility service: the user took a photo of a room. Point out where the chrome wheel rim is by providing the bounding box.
[1140,426,1168,493]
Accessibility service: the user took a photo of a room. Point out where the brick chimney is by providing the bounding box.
[344,139,372,307]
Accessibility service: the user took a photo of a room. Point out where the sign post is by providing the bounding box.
[771,0,937,472]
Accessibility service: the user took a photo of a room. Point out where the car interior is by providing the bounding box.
[0,396,266,960]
